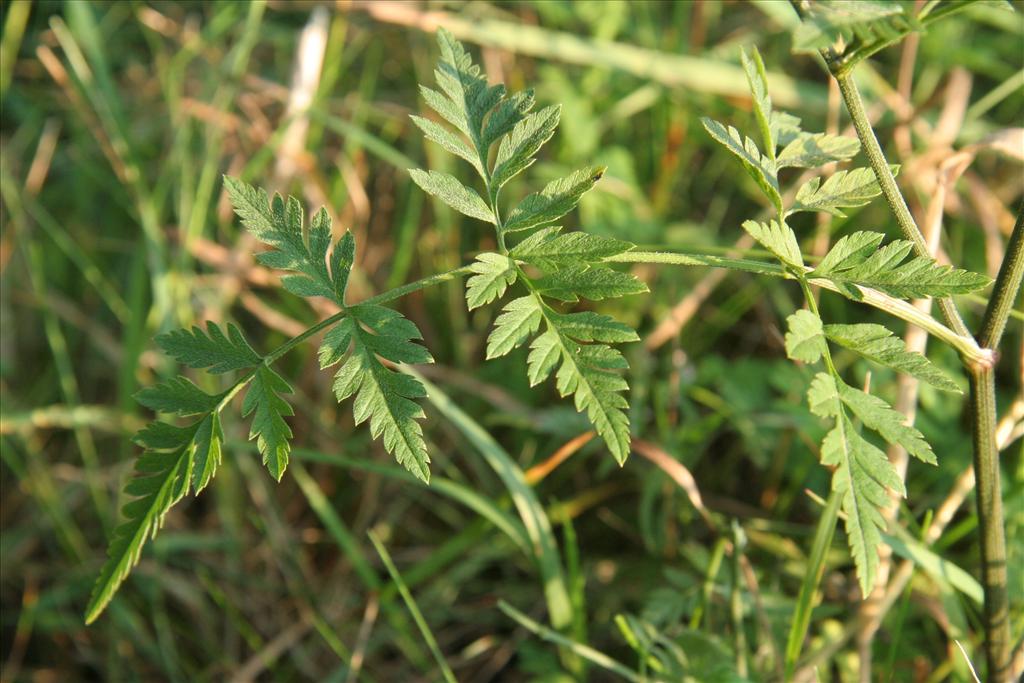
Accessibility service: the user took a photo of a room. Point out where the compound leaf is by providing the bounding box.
[824,323,961,392]
[808,372,905,594]
[548,324,632,464]
[242,366,294,481]
[466,252,517,310]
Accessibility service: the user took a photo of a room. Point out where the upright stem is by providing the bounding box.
[967,369,1010,683]
[968,204,1023,683]
[833,71,972,340]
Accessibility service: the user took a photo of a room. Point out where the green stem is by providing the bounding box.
[977,203,1024,351]
[965,203,1021,683]
[833,71,972,340]
[967,369,1011,682]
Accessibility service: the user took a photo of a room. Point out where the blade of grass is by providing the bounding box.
[410,371,573,631]
[785,490,840,680]
[498,601,641,682]
[368,530,458,683]
[359,2,827,110]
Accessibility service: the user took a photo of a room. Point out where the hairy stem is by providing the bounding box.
[978,203,1024,351]
[966,205,1022,683]
[833,72,972,340]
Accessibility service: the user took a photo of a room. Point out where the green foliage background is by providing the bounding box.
[1,1,1021,680]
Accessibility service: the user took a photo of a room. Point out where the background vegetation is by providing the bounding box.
[1,1,1021,680]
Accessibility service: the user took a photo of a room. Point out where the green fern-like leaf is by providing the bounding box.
[224,176,348,304]
[155,322,261,374]
[466,253,517,310]
[812,231,992,298]
[84,434,194,624]
[824,323,961,392]
[503,166,607,233]
[776,133,860,169]
[408,169,495,224]
[135,377,223,416]
[547,321,634,465]
[242,366,294,481]
[701,117,781,211]
[742,219,803,269]
[789,167,885,217]
[784,309,828,363]
[321,304,434,482]
[808,373,905,593]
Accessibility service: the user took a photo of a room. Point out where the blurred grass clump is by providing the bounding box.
[1,1,1021,681]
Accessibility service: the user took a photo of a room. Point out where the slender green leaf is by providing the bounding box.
[740,46,775,156]
[155,322,261,374]
[503,166,606,233]
[825,323,961,392]
[789,166,885,216]
[84,445,192,624]
[409,169,495,224]
[410,114,483,176]
[510,226,633,270]
[776,133,860,169]
[191,412,223,493]
[491,104,561,192]
[701,117,781,210]
[536,267,648,302]
[135,377,222,416]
